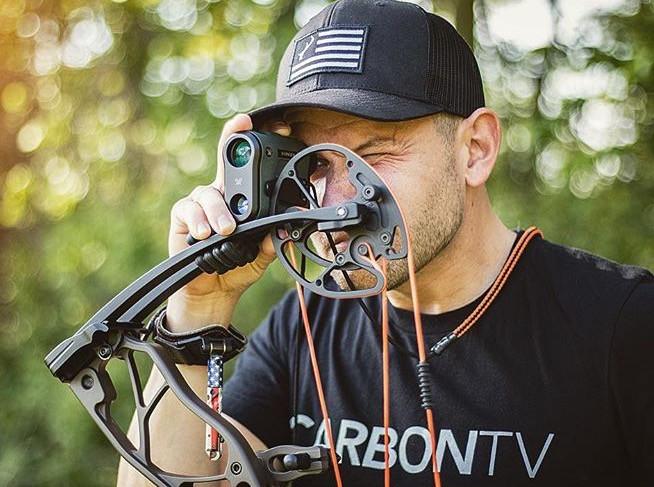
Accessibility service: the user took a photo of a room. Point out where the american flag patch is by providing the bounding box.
[287,26,368,86]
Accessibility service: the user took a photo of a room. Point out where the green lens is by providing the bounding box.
[229,139,252,167]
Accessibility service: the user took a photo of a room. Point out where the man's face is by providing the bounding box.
[281,108,466,291]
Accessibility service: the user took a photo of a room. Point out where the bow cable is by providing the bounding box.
[380,258,391,487]
[289,244,344,487]
[357,247,392,487]
[380,195,443,487]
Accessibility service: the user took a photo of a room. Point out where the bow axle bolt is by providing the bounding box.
[362,184,379,201]
[230,462,242,475]
[336,206,348,217]
[81,374,94,390]
[290,229,301,240]
[380,232,391,244]
[97,344,112,360]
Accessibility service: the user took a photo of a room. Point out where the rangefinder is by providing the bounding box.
[222,131,312,222]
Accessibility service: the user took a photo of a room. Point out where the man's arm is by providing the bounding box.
[116,297,268,486]
[116,113,292,486]
[116,366,267,486]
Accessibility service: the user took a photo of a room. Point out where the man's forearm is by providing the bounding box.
[117,364,223,486]
[116,295,237,486]
[166,290,240,332]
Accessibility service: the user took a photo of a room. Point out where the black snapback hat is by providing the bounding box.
[249,0,485,125]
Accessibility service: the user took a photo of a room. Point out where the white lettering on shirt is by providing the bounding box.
[516,432,555,478]
[291,414,555,478]
[362,426,398,469]
[479,430,513,475]
[335,419,369,466]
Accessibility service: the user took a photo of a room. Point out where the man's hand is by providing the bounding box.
[166,113,291,331]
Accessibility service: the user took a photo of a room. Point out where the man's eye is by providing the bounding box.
[310,158,330,181]
[361,153,383,162]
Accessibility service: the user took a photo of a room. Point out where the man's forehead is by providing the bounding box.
[283,107,397,133]
[278,109,420,153]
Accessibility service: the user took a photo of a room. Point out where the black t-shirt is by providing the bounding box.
[223,230,654,486]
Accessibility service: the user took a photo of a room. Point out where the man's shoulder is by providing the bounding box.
[525,233,653,318]
[533,235,652,284]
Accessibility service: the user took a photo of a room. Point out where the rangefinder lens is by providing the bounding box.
[228,139,252,168]
[230,194,250,216]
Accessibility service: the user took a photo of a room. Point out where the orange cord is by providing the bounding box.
[453,226,542,338]
[359,248,391,486]
[381,259,391,487]
[405,240,442,487]
[284,168,540,487]
[288,244,344,487]
[376,200,442,487]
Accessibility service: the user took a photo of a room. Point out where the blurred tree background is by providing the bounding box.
[0,0,651,485]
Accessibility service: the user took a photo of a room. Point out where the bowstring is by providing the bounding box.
[293,176,441,487]
[291,253,306,445]
[288,242,344,487]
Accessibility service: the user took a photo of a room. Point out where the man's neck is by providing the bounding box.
[388,194,516,315]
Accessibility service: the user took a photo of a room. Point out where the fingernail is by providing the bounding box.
[196,222,210,236]
[218,215,235,234]
[234,113,251,126]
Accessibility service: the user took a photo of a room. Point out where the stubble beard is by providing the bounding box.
[309,159,465,293]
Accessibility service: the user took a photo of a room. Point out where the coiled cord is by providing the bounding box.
[416,361,435,410]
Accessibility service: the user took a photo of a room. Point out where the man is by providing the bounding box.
[118,0,654,485]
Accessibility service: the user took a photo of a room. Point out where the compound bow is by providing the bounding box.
[45,144,420,487]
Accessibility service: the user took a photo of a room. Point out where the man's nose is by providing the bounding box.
[320,159,357,208]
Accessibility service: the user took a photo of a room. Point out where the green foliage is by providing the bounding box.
[0,0,298,484]
[478,0,654,266]
[0,0,652,485]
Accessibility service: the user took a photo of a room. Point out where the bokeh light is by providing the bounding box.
[0,0,652,485]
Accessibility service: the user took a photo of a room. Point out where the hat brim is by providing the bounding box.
[249,88,446,127]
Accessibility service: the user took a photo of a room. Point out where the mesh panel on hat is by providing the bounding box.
[425,14,485,117]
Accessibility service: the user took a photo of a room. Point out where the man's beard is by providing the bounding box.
[309,162,465,292]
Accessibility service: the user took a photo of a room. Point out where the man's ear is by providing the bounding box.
[460,108,501,187]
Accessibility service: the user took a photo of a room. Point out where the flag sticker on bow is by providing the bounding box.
[287,26,368,86]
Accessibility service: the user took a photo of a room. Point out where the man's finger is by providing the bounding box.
[190,185,236,236]
[269,121,291,136]
[258,116,292,136]
[171,198,212,241]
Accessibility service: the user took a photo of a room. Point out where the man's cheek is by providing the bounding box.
[308,233,329,258]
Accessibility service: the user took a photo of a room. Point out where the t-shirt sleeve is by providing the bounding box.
[221,290,297,448]
[609,274,654,483]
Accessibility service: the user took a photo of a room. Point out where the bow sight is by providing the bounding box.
[44,133,409,487]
